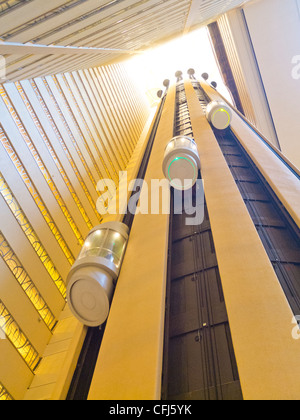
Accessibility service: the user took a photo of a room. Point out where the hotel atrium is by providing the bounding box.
[0,0,300,401]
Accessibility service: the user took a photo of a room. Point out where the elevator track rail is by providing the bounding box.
[162,82,243,401]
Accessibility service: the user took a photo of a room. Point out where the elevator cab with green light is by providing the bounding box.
[206,100,232,130]
[162,136,201,190]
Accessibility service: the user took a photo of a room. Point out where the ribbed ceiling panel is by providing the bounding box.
[0,0,251,81]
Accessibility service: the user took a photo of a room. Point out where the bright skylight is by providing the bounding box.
[124,27,232,107]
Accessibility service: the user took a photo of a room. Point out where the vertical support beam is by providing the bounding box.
[185,79,300,400]
[88,86,176,400]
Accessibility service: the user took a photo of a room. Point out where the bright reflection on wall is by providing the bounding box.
[124,27,232,107]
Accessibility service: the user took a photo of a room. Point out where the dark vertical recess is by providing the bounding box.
[207,21,245,115]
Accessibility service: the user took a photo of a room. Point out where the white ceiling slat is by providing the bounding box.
[40,0,174,47]
[0,0,251,81]
[0,0,70,35]
[74,0,190,48]
[0,42,139,56]
[5,0,117,44]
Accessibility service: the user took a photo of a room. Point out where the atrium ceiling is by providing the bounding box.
[0,0,251,82]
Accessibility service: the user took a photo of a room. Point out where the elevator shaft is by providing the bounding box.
[162,81,243,401]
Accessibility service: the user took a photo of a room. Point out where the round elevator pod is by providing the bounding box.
[206,101,232,130]
[67,222,129,327]
[162,136,201,191]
